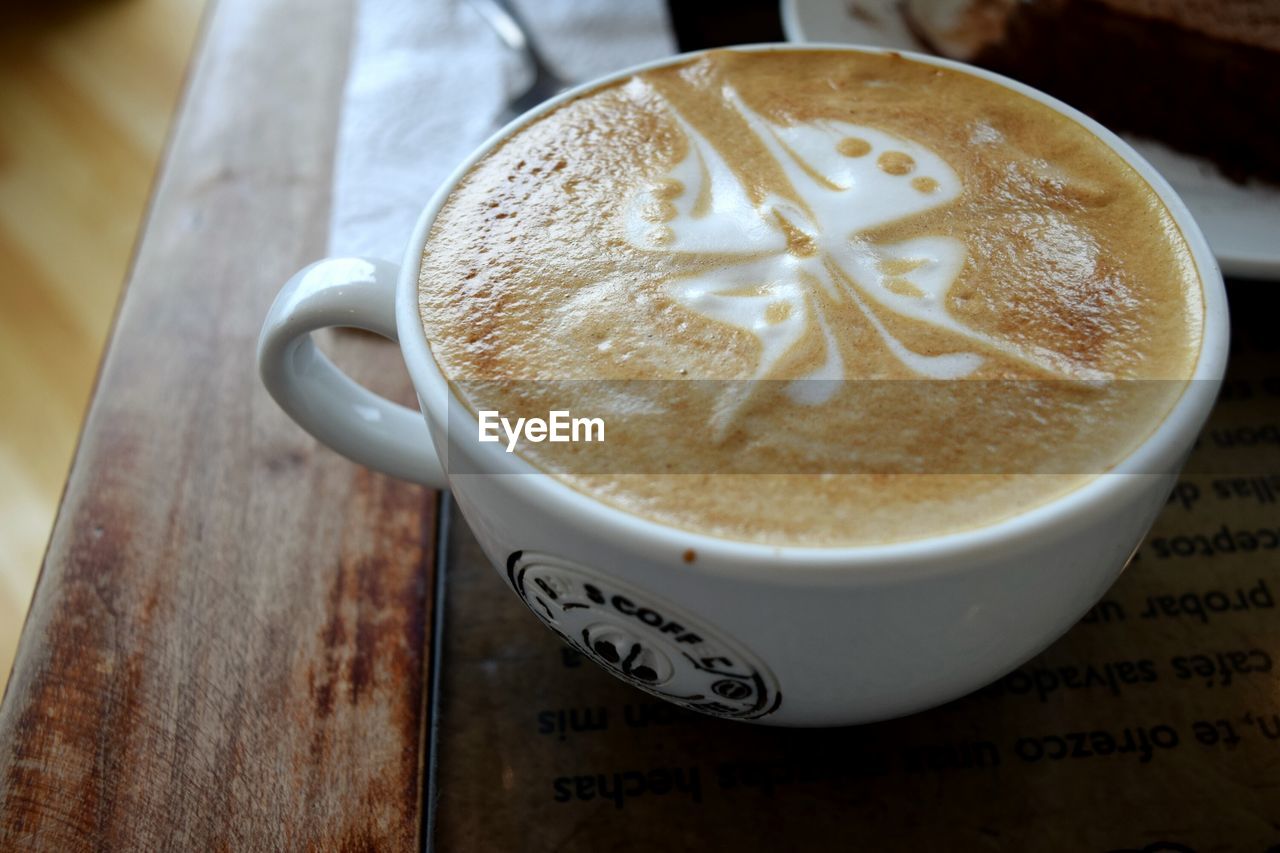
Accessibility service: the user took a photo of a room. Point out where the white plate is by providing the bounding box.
[780,0,1280,280]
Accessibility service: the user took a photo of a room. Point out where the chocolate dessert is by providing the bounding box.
[903,0,1280,184]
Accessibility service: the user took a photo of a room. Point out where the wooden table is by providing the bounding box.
[0,2,780,849]
[0,0,439,847]
[15,1,1274,850]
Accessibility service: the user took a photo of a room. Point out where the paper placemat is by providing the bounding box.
[426,282,1280,852]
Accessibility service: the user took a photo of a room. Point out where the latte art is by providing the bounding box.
[619,85,1106,419]
[419,49,1203,546]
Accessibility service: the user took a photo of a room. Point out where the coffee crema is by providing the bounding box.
[419,49,1203,546]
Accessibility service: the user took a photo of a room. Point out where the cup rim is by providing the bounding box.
[396,42,1229,576]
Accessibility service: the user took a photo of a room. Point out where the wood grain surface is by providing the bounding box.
[0,0,206,697]
[0,0,438,849]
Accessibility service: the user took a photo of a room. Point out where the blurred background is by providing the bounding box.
[0,0,205,691]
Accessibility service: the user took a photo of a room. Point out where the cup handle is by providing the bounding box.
[257,257,446,488]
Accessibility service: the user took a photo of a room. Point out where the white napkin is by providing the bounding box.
[328,0,678,260]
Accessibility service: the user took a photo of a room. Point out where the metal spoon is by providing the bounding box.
[468,0,572,126]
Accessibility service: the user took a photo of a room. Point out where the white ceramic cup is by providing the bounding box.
[258,44,1228,726]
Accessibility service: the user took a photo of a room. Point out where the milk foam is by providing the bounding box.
[419,49,1203,546]
[623,86,1107,395]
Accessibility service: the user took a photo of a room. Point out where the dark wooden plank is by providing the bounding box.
[0,0,437,849]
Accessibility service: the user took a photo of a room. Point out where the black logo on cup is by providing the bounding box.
[507,550,781,720]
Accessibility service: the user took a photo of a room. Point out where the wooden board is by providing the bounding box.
[0,0,207,697]
[0,0,439,849]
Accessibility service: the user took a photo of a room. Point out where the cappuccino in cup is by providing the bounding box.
[418,49,1202,546]
[261,44,1225,723]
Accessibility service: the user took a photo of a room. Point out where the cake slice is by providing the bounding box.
[902,0,1280,184]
